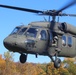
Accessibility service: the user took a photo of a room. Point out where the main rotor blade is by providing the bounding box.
[57,0,76,13]
[61,13,76,17]
[0,4,43,14]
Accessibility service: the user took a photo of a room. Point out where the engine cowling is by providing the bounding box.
[59,22,76,35]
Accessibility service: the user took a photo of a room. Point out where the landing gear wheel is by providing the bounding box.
[54,58,61,68]
[20,54,27,63]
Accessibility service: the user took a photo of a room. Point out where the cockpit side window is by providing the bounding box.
[40,30,47,40]
[26,28,38,38]
[11,27,20,34]
[18,28,27,35]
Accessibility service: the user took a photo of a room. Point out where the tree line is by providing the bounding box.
[0,51,76,75]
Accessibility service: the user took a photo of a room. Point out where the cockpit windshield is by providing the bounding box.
[11,27,20,34]
[26,28,38,38]
[18,28,27,35]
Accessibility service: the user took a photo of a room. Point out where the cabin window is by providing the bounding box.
[62,35,66,46]
[68,36,72,47]
[40,30,47,40]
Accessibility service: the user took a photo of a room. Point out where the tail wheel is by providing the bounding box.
[20,54,27,63]
[54,58,61,68]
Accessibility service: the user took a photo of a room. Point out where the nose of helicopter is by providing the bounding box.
[3,36,17,50]
[3,36,27,52]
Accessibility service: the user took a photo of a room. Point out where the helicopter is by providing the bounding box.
[0,0,76,68]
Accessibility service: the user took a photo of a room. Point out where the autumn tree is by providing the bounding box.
[38,63,47,75]
[4,51,14,61]
[1,51,76,75]
[63,59,76,75]
[0,55,6,75]
[46,62,70,75]
[16,62,27,75]
[46,62,59,75]
[67,62,76,75]
[3,51,17,75]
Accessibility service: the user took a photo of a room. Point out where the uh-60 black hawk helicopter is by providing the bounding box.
[0,0,76,68]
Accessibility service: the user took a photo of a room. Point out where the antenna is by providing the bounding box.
[57,16,59,22]
[43,17,47,22]
[48,16,50,22]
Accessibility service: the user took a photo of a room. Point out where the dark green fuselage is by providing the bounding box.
[3,21,76,58]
